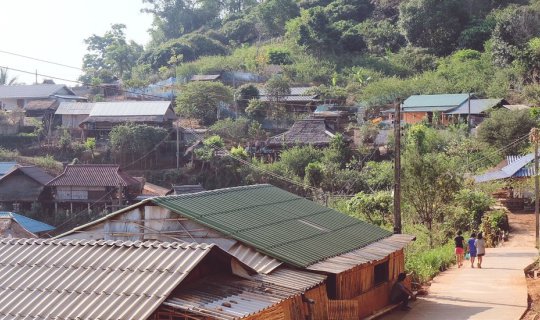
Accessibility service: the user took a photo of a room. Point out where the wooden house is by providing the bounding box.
[58,184,415,319]
[259,87,320,114]
[0,165,54,212]
[401,94,472,125]
[46,164,142,213]
[77,101,177,136]
[0,84,85,111]
[262,119,350,158]
[0,212,55,238]
[55,102,94,130]
[0,238,327,320]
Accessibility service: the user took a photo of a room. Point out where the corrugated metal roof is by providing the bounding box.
[173,184,206,195]
[0,212,55,233]
[445,99,504,115]
[0,162,17,176]
[24,99,57,111]
[475,153,535,183]
[503,104,530,111]
[15,166,54,185]
[259,95,319,102]
[306,234,415,274]
[228,242,282,274]
[81,115,168,124]
[403,94,469,109]
[0,84,74,99]
[47,164,140,187]
[190,74,221,81]
[55,102,95,115]
[89,101,172,117]
[0,238,216,320]
[164,270,323,320]
[152,184,392,268]
[259,87,314,96]
[254,267,326,291]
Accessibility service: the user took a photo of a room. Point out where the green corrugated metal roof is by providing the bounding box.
[403,94,470,111]
[152,184,392,268]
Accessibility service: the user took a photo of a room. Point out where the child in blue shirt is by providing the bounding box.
[467,233,477,268]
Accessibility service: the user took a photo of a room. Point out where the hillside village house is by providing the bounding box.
[78,100,177,136]
[0,212,54,238]
[0,162,17,178]
[0,238,327,320]
[55,101,95,131]
[46,164,142,213]
[397,94,507,125]
[0,165,54,212]
[58,184,415,319]
[259,87,320,114]
[0,84,85,111]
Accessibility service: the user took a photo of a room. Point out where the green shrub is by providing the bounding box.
[406,242,455,284]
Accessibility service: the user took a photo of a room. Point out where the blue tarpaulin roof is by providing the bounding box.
[474,153,536,183]
[0,212,55,233]
[0,162,17,176]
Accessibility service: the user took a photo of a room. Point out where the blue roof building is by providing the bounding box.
[0,162,17,177]
[474,153,536,183]
[0,212,55,234]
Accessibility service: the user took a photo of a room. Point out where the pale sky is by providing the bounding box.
[0,0,154,85]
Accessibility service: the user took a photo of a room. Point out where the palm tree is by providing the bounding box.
[0,68,17,85]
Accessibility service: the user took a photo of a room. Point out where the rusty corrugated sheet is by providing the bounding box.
[306,234,415,274]
[227,242,282,274]
[0,238,216,320]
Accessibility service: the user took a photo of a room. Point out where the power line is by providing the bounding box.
[0,50,82,70]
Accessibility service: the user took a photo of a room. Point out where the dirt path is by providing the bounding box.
[382,209,538,320]
[502,210,535,248]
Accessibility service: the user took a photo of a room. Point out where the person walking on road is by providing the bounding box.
[467,233,477,268]
[475,232,486,268]
[455,230,465,268]
[390,272,416,311]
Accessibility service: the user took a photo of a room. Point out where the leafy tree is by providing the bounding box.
[81,24,143,82]
[279,145,323,178]
[176,82,233,125]
[325,0,374,23]
[181,34,229,57]
[454,189,494,229]
[399,0,469,55]
[403,125,463,247]
[256,0,300,37]
[348,191,393,226]
[358,19,405,55]
[245,99,267,123]
[109,124,168,164]
[477,109,535,155]
[209,118,250,142]
[289,7,340,53]
[304,162,324,187]
[236,84,260,114]
[267,49,293,65]
[265,74,290,102]
[360,161,393,191]
[458,18,495,51]
[490,5,540,66]
[85,138,96,159]
[220,17,259,44]
[0,68,17,85]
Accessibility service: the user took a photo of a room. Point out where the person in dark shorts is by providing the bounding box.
[467,233,477,268]
[475,232,486,268]
[454,230,465,268]
[390,272,415,310]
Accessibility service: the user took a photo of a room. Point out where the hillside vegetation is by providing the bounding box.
[82,0,540,107]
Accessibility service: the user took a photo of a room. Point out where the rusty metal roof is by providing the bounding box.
[163,270,325,319]
[306,234,415,274]
[0,238,217,320]
[47,164,140,187]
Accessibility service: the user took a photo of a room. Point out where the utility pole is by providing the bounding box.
[176,120,180,169]
[393,99,402,234]
[467,92,471,131]
[531,128,539,248]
